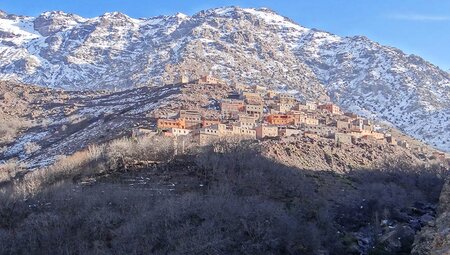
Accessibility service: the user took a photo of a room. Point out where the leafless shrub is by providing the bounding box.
[15,144,106,197]
[136,136,175,161]
[0,159,24,183]
[106,136,175,169]
[1,139,446,254]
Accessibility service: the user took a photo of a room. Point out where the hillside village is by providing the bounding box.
[132,75,448,164]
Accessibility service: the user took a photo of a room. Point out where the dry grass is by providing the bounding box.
[0,115,30,145]
[0,160,24,184]
[14,144,106,197]
[14,136,176,197]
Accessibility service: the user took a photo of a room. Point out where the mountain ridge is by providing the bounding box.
[0,6,449,152]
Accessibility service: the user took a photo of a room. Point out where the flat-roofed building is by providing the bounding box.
[179,110,202,129]
[318,103,342,115]
[266,114,296,125]
[233,126,257,139]
[197,75,223,85]
[238,114,257,129]
[196,127,220,145]
[279,94,296,105]
[305,117,319,126]
[220,99,245,119]
[173,75,189,85]
[351,119,373,132]
[255,125,278,139]
[296,101,317,111]
[157,118,186,130]
[335,120,351,131]
[273,103,295,113]
[302,125,337,137]
[279,128,302,137]
[202,119,220,128]
[386,135,396,145]
[164,128,191,137]
[245,104,264,118]
[334,132,353,145]
[242,92,263,104]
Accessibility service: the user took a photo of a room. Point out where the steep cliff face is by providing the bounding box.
[412,179,450,255]
[0,7,449,152]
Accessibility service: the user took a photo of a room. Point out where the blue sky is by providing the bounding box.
[2,0,450,70]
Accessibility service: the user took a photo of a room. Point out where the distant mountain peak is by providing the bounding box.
[0,10,7,19]
[101,11,130,19]
[0,7,449,152]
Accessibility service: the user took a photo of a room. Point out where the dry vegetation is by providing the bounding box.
[0,136,448,254]
[0,114,30,146]
[0,160,24,184]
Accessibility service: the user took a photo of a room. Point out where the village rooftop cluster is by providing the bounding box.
[133,75,447,161]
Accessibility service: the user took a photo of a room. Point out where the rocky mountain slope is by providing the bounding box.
[0,7,449,151]
[0,80,180,168]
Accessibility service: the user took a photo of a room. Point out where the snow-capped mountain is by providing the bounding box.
[0,7,449,151]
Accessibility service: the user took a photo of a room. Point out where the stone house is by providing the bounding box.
[164,128,191,137]
[350,130,384,141]
[173,75,189,85]
[266,90,278,99]
[255,125,278,139]
[196,127,220,145]
[197,75,223,85]
[202,119,220,128]
[266,114,296,125]
[318,103,342,115]
[242,92,263,105]
[397,140,410,149]
[245,104,264,118]
[386,135,396,145]
[273,103,295,113]
[157,118,186,130]
[295,101,317,111]
[279,93,296,105]
[334,132,353,145]
[335,120,351,131]
[302,125,337,138]
[235,127,257,139]
[351,119,373,132]
[295,113,319,126]
[360,135,384,144]
[179,110,202,129]
[279,128,302,137]
[220,99,245,119]
[238,114,257,129]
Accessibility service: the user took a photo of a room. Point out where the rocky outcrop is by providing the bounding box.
[412,179,450,255]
